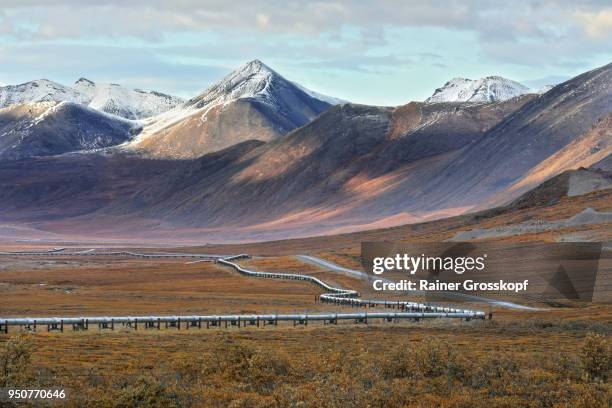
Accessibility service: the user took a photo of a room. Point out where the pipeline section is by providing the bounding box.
[218,255,484,317]
[0,253,485,333]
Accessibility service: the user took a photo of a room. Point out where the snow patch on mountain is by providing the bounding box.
[291,82,347,105]
[426,76,532,103]
[533,84,555,94]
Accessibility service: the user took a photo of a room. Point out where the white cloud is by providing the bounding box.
[0,2,604,39]
[0,1,609,69]
[256,13,270,30]
[575,9,612,39]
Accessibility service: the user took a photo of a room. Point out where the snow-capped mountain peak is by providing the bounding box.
[75,77,95,86]
[187,59,344,110]
[0,79,88,108]
[186,59,279,110]
[425,76,532,103]
[0,78,184,120]
[73,78,184,120]
[126,59,342,157]
[139,59,343,136]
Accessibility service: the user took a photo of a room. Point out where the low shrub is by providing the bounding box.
[0,333,33,387]
[579,332,610,381]
[113,374,182,408]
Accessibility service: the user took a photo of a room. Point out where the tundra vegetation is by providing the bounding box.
[0,318,609,407]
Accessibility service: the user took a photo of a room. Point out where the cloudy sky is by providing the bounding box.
[1,1,611,105]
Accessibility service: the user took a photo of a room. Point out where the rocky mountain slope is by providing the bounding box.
[426,76,532,103]
[430,62,612,211]
[500,168,612,211]
[126,60,336,158]
[0,101,139,161]
[504,113,612,197]
[0,93,532,240]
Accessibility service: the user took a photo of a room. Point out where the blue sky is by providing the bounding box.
[1,1,611,105]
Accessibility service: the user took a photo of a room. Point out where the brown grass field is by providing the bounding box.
[0,190,611,407]
[0,251,610,407]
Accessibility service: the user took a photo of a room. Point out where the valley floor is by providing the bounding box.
[0,250,610,407]
[1,311,610,407]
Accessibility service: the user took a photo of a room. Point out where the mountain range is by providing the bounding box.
[0,78,184,120]
[0,60,342,160]
[0,60,609,243]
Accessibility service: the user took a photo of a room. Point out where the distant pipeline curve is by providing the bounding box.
[217,255,485,316]
[0,248,229,259]
[0,252,485,333]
